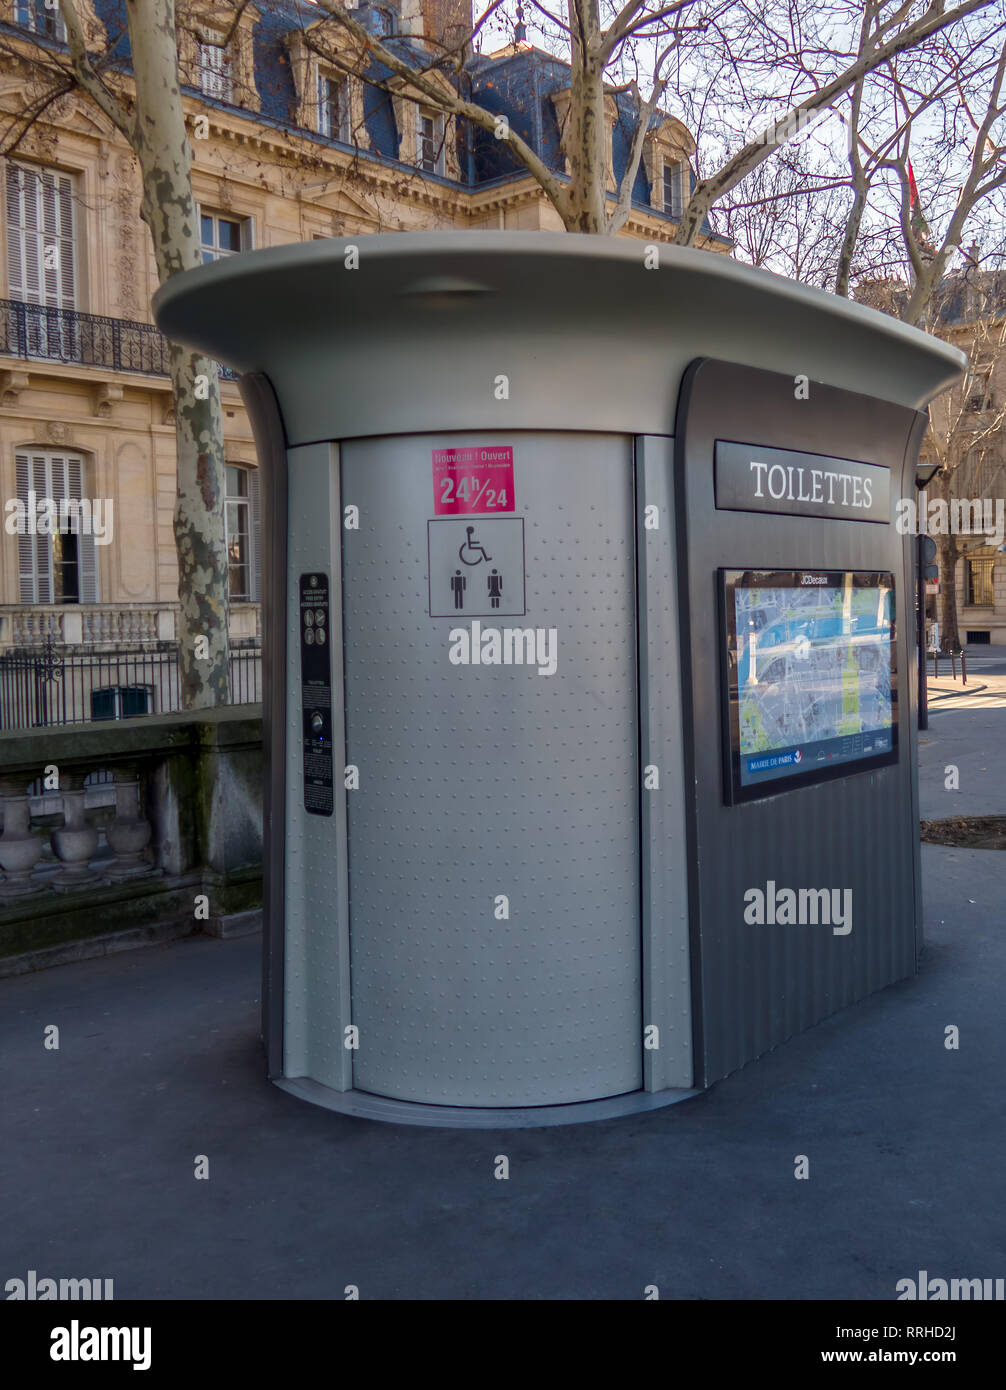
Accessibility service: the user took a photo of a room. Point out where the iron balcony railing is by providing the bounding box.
[0,298,239,380]
[0,637,261,731]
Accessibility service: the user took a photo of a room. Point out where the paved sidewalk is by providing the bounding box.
[0,714,1001,1301]
[920,684,1006,818]
[927,671,1006,712]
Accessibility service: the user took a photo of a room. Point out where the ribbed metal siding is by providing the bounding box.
[677,359,923,1087]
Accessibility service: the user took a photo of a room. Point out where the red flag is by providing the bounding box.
[907,160,921,209]
[907,160,930,238]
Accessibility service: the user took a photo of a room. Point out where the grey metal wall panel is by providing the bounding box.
[283,443,352,1088]
[676,360,923,1087]
[237,373,288,1079]
[636,436,693,1090]
[340,431,641,1107]
[903,413,929,958]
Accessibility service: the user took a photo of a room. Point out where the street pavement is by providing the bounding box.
[0,696,1002,1300]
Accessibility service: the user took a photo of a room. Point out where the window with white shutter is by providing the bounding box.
[5,163,76,308]
[662,158,686,220]
[223,463,262,602]
[199,40,233,101]
[15,452,37,604]
[5,162,78,359]
[14,1,67,41]
[225,464,250,600]
[13,450,98,605]
[248,465,262,603]
[417,109,445,175]
[318,74,350,142]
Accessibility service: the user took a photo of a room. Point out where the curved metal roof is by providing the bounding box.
[153,232,966,445]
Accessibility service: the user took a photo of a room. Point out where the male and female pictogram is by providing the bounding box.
[429,517,525,618]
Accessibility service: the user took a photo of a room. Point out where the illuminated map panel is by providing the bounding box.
[720,570,899,804]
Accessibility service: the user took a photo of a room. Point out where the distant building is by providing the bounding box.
[856,260,1006,647]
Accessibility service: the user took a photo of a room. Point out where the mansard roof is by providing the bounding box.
[17,1,727,239]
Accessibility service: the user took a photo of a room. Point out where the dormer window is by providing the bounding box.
[15,1,66,41]
[199,39,232,101]
[662,158,687,220]
[417,109,445,175]
[644,118,697,225]
[287,26,369,151]
[319,74,350,142]
[179,7,259,112]
[387,73,460,178]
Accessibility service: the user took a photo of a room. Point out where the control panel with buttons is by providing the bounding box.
[299,572,334,816]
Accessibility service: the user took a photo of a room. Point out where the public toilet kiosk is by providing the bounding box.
[154,233,965,1127]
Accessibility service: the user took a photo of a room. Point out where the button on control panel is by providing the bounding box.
[299,572,333,816]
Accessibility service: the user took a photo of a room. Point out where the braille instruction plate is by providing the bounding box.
[299,571,333,816]
[428,516,526,617]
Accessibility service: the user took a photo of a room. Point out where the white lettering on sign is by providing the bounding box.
[749,460,874,509]
[433,446,516,515]
[448,621,558,676]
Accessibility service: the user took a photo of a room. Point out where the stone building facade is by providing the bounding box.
[922,267,1006,647]
[0,0,729,726]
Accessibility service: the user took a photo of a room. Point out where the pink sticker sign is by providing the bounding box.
[433,446,515,515]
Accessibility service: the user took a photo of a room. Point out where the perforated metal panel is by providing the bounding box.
[282,442,351,1090]
[340,432,641,1107]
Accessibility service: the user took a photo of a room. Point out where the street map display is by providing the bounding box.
[722,570,897,801]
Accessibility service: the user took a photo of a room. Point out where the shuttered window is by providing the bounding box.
[318,74,349,141]
[248,465,262,602]
[14,1,67,41]
[198,40,232,101]
[662,158,686,220]
[417,110,445,175]
[5,163,76,308]
[225,463,261,602]
[14,451,99,605]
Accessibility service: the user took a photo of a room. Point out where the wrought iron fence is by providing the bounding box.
[0,639,261,731]
[0,299,239,380]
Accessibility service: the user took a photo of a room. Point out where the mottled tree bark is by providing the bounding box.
[129,0,229,708]
[937,531,963,652]
[562,1,608,234]
[61,0,230,708]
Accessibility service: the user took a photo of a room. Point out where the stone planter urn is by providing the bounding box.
[0,794,43,897]
[51,788,100,890]
[103,780,154,880]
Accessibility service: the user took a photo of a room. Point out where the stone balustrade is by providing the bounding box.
[0,777,153,897]
[0,603,262,650]
[0,706,263,970]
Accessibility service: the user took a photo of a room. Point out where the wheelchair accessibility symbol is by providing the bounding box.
[428,517,526,619]
[459,525,492,566]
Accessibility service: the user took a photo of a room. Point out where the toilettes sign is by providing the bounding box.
[714,442,890,523]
